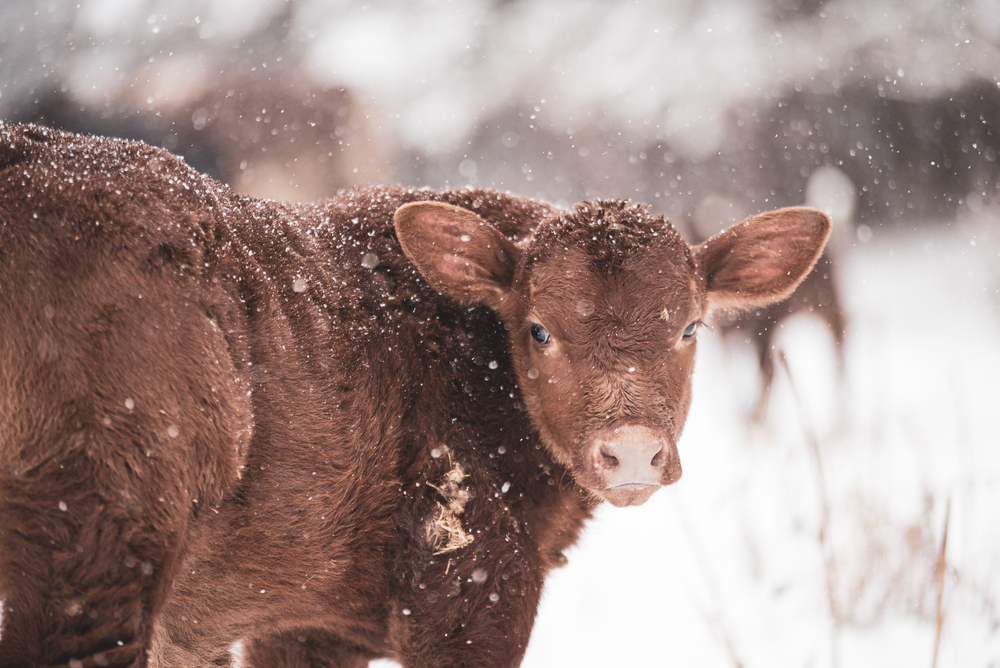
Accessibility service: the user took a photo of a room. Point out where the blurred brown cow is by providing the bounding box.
[10,65,391,201]
[692,166,853,421]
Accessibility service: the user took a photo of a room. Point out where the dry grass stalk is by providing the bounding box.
[673,503,745,668]
[779,350,840,668]
[931,497,951,668]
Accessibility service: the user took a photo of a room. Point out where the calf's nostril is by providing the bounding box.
[650,446,665,468]
[599,448,619,468]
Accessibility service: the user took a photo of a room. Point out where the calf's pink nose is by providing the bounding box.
[593,424,667,485]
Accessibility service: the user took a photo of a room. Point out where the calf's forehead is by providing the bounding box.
[527,245,700,328]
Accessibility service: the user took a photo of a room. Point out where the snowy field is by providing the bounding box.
[367,211,996,668]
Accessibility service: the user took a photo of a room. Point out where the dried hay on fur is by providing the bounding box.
[426,459,475,554]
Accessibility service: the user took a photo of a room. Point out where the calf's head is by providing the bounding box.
[395,199,830,507]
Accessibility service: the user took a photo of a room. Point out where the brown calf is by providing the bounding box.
[0,124,830,668]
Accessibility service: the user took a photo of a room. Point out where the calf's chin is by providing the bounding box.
[600,484,661,508]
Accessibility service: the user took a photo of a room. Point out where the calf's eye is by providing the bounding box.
[682,322,698,338]
[530,324,551,345]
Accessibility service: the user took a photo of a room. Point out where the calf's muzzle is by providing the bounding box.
[588,424,681,507]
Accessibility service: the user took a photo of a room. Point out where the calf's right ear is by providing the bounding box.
[694,206,831,312]
[394,201,520,312]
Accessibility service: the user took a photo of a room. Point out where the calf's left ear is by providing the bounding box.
[394,201,520,312]
[694,206,831,312]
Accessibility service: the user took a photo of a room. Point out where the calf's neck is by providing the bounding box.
[0,124,830,667]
